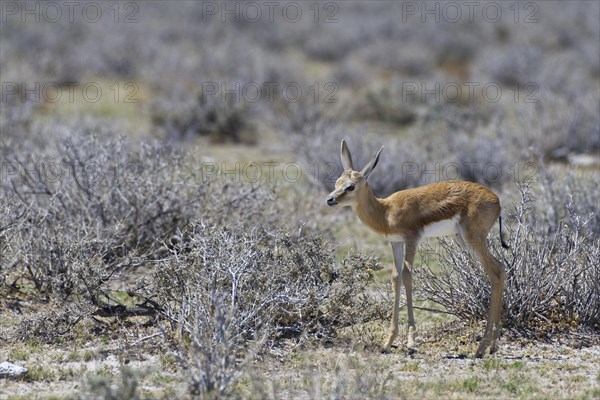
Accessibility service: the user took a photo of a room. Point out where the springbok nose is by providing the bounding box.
[327,197,338,206]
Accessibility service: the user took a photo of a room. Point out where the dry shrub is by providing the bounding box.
[355,82,418,126]
[1,129,285,326]
[151,92,257,144]
[515,90,600,159]
[14,308,82,344]
[1,133,204,297]
[485,46,543,88]
[79,365,146,400]
[153,222,384,397]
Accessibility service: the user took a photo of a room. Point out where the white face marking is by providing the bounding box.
[421,215,460,238]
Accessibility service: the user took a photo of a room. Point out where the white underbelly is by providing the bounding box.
[362,215,460,243]
[385,233,406,242]
[421,215,460,238]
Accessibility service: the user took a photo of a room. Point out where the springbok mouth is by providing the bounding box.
[327,198,338,206]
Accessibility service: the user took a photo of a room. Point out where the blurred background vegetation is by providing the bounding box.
[2,1,598,165]
[1,1,599,399]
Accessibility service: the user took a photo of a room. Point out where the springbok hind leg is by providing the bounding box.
[488,251,506,354]
[474,245,506,357]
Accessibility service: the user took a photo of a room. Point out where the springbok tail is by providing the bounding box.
[499,215,510,249]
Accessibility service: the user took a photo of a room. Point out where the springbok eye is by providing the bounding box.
[345,185,355,192]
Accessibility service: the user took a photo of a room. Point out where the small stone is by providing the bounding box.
[0,361,28,378]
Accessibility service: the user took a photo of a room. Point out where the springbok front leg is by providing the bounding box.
[383,242,404,352]
[403,241,418,350]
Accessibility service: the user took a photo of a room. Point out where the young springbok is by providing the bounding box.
[326,140,508,357]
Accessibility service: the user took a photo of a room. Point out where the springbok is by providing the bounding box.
[326,140,508,357]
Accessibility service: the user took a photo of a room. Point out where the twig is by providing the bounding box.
[131,331,164,347]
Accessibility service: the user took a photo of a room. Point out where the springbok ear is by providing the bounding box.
[361,146,384,179]
[340,140,354,171]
